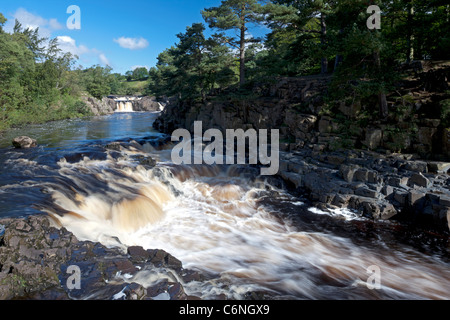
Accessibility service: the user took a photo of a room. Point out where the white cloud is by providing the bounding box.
[5,8,63,38]
[56,36,89,56]
[114,37,149,50]
[56,36,110,67]
[98,53,110,66]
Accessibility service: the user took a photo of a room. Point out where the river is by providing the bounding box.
[0,112,449,299]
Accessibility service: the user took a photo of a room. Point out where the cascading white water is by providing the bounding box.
[116,101,134,112]
[38,143,450,300]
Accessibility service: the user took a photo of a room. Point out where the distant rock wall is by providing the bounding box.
[154,72,449,160]
[152,73,450,231]
[81,96,116,115]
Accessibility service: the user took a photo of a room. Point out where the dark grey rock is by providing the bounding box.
[407,173,432,188]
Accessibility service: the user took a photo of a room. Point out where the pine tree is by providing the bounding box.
[202,0,266,86]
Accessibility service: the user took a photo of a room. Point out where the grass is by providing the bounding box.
[0,95,93,132]
[120,80,149,96]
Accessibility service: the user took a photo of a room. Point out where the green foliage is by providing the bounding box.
[440,95,450,128]
[202,0,267,85]
[146,23,237,101]
[0,12,115,131]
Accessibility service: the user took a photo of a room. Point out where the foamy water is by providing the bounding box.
[36,144,450,300]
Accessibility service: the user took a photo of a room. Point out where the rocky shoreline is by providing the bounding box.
[152,70,450,233]
[0,141,448,300]
[0,214,207,300]
[277,148,450,232]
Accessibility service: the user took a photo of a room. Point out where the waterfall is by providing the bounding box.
[116,100,134,113]
[38,146,450,300]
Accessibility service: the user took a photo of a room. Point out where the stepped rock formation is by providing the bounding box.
[153,69,450,231]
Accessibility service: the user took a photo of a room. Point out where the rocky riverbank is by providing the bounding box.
[0,214,206,300]
[278,148,450,232]
[153,65,450,233]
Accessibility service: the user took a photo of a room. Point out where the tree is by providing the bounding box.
[147,23,236,101]
[202,0,266,86]
[81,65,112,99]
[265,0,335,74]
[132,67,149,81]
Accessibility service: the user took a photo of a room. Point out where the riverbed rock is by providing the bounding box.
[407,173,432,188]
[0,215,207,300]
[12,136,37,149]
[276,147,450,232]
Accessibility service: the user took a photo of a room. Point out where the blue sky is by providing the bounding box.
[0,0,269,74]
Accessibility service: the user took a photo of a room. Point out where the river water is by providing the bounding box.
[0,112,449,300]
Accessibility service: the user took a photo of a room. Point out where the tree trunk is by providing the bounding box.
[320,12,328,74]
[333,29,343,72]
[406,3,414,63]
[334,55,343,72]
[374,50,388,119]
[239,24,246,87]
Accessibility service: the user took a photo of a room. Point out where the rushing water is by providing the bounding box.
[0,112,449,300]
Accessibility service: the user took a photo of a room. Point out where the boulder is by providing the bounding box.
[427,162,450,174]
[407,173,432,188]
[355,187,379,199]
[408,190,426,207]
[12,136,37,149]
[340,164,359,183]
[363,128,382,150]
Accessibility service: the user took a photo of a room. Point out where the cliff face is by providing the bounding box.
[81,96,116,116]
[152,67,450,231]
[153,68,450,160]
[133,96,164,112]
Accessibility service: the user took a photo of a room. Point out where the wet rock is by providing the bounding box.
[127,246,150,263]
[147,249,183,272]
[0,215,205,300]
[12,136,37,149]
[105,142,122,151]
[279,171,302,189]
[427,162,450,174]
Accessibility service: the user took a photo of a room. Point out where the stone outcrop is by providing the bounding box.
[133,96,164,112]
[278,148,450,232]
[12,136,37,149]
[81,96,116,116]
[0,215,206,300]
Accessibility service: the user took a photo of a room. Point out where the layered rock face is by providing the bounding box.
[279,148,450,231]
[153,71,450,231]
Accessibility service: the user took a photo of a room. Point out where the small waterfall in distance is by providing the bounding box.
[114,97,135,113]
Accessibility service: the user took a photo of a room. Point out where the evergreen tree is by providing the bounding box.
[202,0,266,86]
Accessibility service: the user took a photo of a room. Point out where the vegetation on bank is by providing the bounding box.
[146,0,450,132]
[1,1,449,135]
[0,14,149,131]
